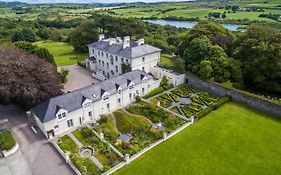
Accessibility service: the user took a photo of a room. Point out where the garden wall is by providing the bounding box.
[186,75,281,118]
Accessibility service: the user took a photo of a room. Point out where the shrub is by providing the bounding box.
[135,95,141,103]
[77,60,86,68]
[194,106,213,120]
[163,84,174,90]
[143,87,164,99]
[212,96,231,109]
[99,115,108,123]
[0,130,16,150]
[59,68,69,84]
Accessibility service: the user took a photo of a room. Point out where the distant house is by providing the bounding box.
[86,34,162,79]
[31,70,159,139]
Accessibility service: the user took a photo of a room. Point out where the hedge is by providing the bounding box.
[0,130,16,150]
[212,96,231,110]
[143,87,164,99]
[194,96,231,120]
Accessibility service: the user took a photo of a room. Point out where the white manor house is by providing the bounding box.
[30,35,186,139]
[86,35,161,79]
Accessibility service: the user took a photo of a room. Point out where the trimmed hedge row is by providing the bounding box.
[194,96,231,120]
[143,87,164,99]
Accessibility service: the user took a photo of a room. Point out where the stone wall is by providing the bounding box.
[186,75,281,118]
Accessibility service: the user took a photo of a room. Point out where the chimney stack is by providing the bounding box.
[99,34,105,41]
[124,36,130,43]
[109,38,116,46]
[123,36,130,49]
[137,38,144,46]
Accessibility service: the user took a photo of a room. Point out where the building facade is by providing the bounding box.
[31,70,160,139]
[86,35,161,79]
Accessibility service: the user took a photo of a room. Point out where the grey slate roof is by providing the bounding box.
[31,70,153,123]
[88,40,161,59]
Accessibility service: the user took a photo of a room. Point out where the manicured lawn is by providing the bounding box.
[58,135,78,153]
[35,41,88,66]
[115,102,281,175]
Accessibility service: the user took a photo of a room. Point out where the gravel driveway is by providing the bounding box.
[61,65,101,92]
[0,105,75,175]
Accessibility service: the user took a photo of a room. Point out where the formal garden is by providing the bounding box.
[150,84,219,118]
[56,84,230,175]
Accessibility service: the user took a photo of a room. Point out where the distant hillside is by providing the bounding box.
[0,1,26,6]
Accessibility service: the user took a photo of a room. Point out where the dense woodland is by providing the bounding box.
[0,3,280,108]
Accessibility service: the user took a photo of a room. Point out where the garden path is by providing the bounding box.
[111,114,121,135]
[67,133,104,170]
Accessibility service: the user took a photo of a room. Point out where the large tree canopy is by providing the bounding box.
[0,47,62,109]
[69,21,99,52]
[178,21,234,57]
[183,35,242,84]
[234,26,281,94]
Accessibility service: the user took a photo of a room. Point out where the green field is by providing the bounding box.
[35,41,88,66]
[115,102,281,175]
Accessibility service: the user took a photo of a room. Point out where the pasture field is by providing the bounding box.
[115,102,281,175]
[35,41,88,66]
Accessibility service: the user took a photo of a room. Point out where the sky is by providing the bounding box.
[2,0,190,4]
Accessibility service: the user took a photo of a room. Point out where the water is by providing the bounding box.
[143,19,242,31]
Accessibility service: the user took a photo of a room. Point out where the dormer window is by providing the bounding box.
[129,84,134,90]
[118,89,122,94]
[58,112,66,120]
[84,102,91,108]
[103,95,109,101]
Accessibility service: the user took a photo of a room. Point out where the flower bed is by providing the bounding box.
[127,102,186,133]
[58,135,100,175]
[111,110,163,155]
[72,128,122,168]
[150,96,172,108]
[93,115,119,144]
[171,85,192,97]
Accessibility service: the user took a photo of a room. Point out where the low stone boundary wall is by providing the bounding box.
[102,121,193,175]
[2,142,19,157]
[51,141,82,175]
[187,75,281,118]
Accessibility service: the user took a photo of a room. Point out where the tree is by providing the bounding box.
[69,21,99,52]
[178,21,234,57]
[198,60,213,80]
[34,47,56,65]
[0,46,62,109]
[14,41,56,65]
[12,28,36,42]
[184,36,242,84]
[234,25,281,94]
[160,75,169,87]
[59,68,69,84]
[37,28,49,40]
